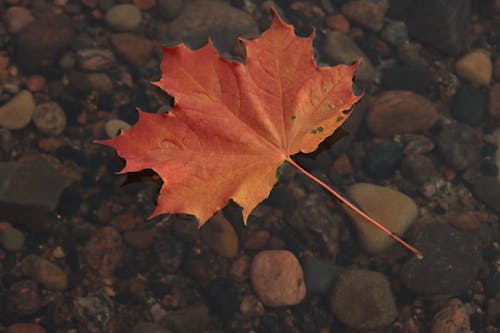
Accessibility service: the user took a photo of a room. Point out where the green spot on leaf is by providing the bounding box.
[327,103,332,110]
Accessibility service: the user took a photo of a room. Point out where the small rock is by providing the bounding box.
[109,33,153,68]
[333,154,353,175]
[473,176,500,213]
[73,294,113,333]
[132,323,172,333]
[303,257,344,295]
[84,227,124,278]
[243,229,270,250]
[206,278,239,320]
[251,250,306,307]
[363,140,403,179]
[431,299,470,333]
[322,31,374,85]
[494,58,500,80]
[489,83,500,121]
[0,227,25,252]
[76,49,116,72]
[455,49,492,86]
[134,0,156,10]
[401,154,434,184]
[25,75,46,92]
[199,211,239,258]
[105,4,142,31]
[330,269,397,329]
[6,323,46,333]
[447,213,480,231]
[4,6,34,34]
[401,223,482,296]
[32,102,66,136]
[344,183,418,254]
[342,0,388,32]
[105,119,131,138]
[157,0,184,20]
[402,134,435,155]
[154,235,184,274]
[366,90,439,137]
[380,65,433,94]
[159,303,210,333]
[123,229,156,249]
[0,90,34,130]
[381,20,409,46]
[52,246,65,259]
[14,14,74,73]
[230,255,251,282]
[21,255,68,290]
[452,84,486,126]
[325,14,350,34]
[69,71,113,94]
[437,123,481,171]
[240,295,265,317]
[7,280,41,316]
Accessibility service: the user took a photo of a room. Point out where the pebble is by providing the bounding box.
[363,140,403,179]
[105,4,142,32]
[251,250,306,307]
[14,14,74,72]
[333,154,353,175]
[489,83,500,121]
[240,295,264,316]
[132,323,172,333]
[159,303,209,333]
[437,123,481,171]
[381,20,409,46]
[105,119,131,138]
[447,213,480,231]
[243,229,271,250]
[25,75,46,92]
[123,229,156,249]
[157,0,184,20]
[455,49,492,86]
[84,227,124,278]
[7,280,41,316]
[0,90,34,130]
[325,14,349,34]
[322,31,374,84]
[21,255,68,290]
[206,278,240,320]
[431,298,470,333]
[494,58,500,81]
[73,294,113,333]
[366,90,439,137]
[343,183,418,254]
[473,176,500,213]
[452,84,486,126]
[380,65,433,94]
[402,134,435,155]
[4,6,34,34]
[6,324,46,333]
[0,227,25,252]
[199,211,239,258]
[109,33,153,68]
[134,0,156,10]
[342,0,388,31]
[76,49,116,72]
[391,0,469,55]
[330,269,397,329]
[230,255,251,282]
[303,257,344,295]
[32,102,66,136]
[401,223,482,296]
[401,154,434,184]
[69,72,114,94]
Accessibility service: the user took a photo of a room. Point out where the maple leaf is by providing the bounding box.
[98,10,421,257]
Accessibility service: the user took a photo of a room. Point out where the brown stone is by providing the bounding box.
[109,33,153,68]
[489,83,500,121]
[341,0,389,32]
[7,323,46,333]
[123,229,156,249]
[366,90,439,137]
[84,227,124,278]
[243,230,270,250]
[431,299,470,333]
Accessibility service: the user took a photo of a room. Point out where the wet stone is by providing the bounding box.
[132,323,172,333]
[452,84,486,126]
[473,176,500,213]
[84,227,124,278]
[455,49,492,86]
[380,65,433,94]
[401,223,482,296]
[381,20,409,46]
[154,234,184,273]
[7,280,41,316]
[6,324,46,333]
[330,269,397,330]
[341,0,389,32]
[437,123,481,171]
[21,255,68,291]
[76,49,116,72]
[4,6,34,34]
[32,102,66,136]
[105,4,142,32]
[157,0,184,20]
[199,211,239,258]
[0,90,35,130]
[431,298,470,333]
[73,294,113,333]
[303,257,344,295]
[206,278,239,320]
[401,154,434,184]
[363,140,402,180]
[159,303,210,333]
[489,83,500,121]
[109,33,153,68]
[0,227,25,252]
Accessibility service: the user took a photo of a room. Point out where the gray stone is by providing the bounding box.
[381,20,409,46]
[437,123,481,171]
[105,4,142,32]
[304,257,343,295]
[401,223,482,296]
[473,176,500,213]
[0,227,25,252]
[452,84,486,126]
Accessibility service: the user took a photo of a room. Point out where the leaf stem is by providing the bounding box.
[285,157,423,259]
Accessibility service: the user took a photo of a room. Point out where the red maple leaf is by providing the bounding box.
[98,10,421,257]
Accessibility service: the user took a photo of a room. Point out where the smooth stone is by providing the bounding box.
[105,4,142,32]
[132,323,172,333]
[344,183,418,254]
[251,250,306,307]
[431,299,470,333]
[123,229,155,249]
[199,211,239,258]
[76,49,116,72]
[4,6,34,34]
[452,84,486,126]
[381,20,409,46]
[32,101,66,136]
[68,72,113,94]
[473,176,500,213]
[303,257,344,295]
[341,0,389,32]
[366,90,438,137]
[109,33,153,68]
[205,278,239,320]
[437,123,481,171]
[401,154,434,184]
[494,58,500,80]
[330,269,397,329]
[159,303,210,333]
[363,140,402,180]
[157,0,184,20]
[402,134,435,155]
[322,31,374,85]
[105,119,131,138]
[0,90,34,130]
[21,255,68,291]
[389,0,470,55]
[0,227,25,252]
[7,280,41,316]
[6,324,46,333]
[0,154,80,210]
[84,227,124,278]
[401,223,482,296]
[380,65,433,94]
[489,83,500,121]
[455,49,492,86]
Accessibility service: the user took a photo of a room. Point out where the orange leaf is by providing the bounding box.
[99,11,360,225]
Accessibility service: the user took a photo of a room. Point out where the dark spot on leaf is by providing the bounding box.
[343,107,352,115]
[327,103,333,110]
[317,126,323,132]
[337,116,344,122]
[311,129,317,134]
[291,115,296,120]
